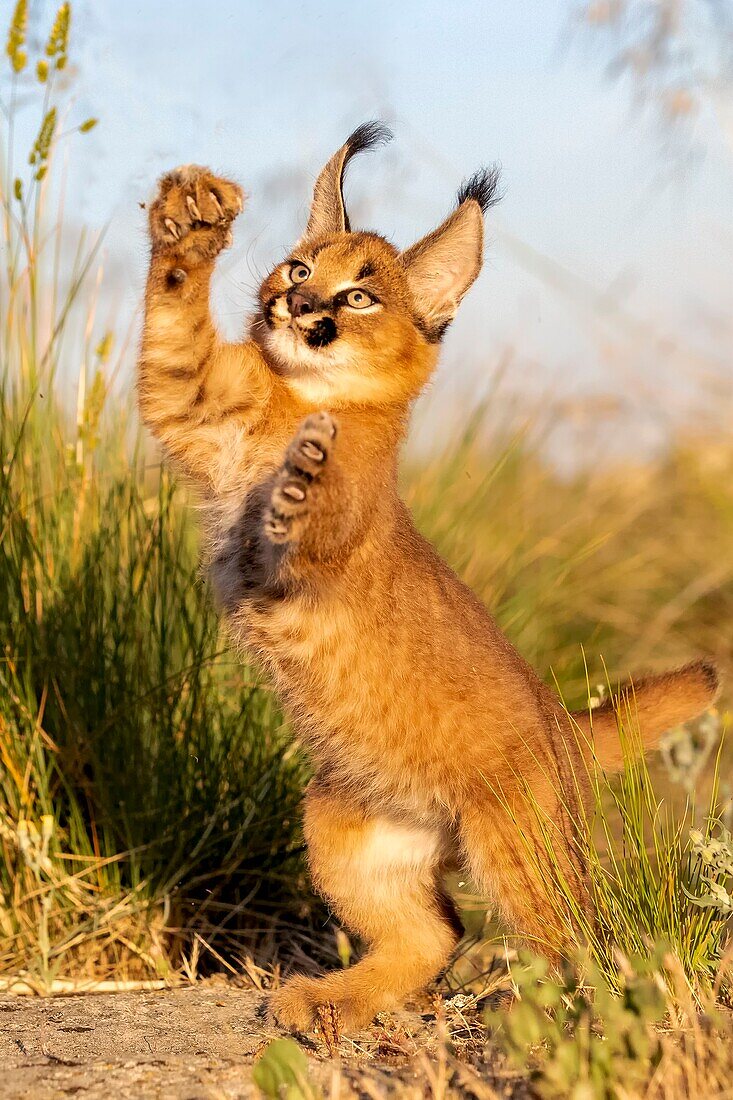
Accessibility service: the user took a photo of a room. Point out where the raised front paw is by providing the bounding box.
[264,412,338,545]
[148,166,243,264]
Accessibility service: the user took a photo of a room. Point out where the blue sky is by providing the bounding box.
[13,1,733,451]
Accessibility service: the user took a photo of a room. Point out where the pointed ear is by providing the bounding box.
[401,166,502,338]
[304,120,392,239]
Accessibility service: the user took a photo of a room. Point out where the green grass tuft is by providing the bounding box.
[0,4,731,997]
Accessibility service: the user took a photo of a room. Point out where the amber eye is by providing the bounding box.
[289,262,310,284]
[345,288,374,309]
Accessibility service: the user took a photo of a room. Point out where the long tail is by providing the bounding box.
[570,658,720,771]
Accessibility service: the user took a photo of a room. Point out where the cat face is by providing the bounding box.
[252,123,500,406]
[256,232,427,404]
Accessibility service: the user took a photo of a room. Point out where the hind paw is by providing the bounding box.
[268,974,374,1037]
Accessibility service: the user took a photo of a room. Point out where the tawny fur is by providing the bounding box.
[137,131,720,1035]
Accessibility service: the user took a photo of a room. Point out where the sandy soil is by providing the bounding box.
[0,981,276,1098]
[0,980,492,1099]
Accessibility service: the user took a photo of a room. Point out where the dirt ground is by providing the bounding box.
[0,980,495,1099]
[0,981,276,1098]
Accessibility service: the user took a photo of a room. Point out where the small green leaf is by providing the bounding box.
[253,1038,319,1100]
[80,118,98,133]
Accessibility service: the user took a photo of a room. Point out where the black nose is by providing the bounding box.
[287,290,315,318]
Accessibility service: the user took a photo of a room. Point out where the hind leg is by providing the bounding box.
[270,783,461,1034]
[460,787,591,963]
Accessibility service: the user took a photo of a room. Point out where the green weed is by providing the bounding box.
[0,1,311,989]
[487,948,668,1100]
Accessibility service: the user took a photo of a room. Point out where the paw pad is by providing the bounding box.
[262,412,339,546]
[286,412,337,478]
[149,167,244,263]
[300,440,325,464]
[281,481,306,502]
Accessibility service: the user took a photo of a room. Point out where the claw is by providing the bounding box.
[186,195,201,221]
[281,482,306,502]
[164,218,180,240]
[209,191,224,219]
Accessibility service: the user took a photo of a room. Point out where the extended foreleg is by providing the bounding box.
[138,166,271,489]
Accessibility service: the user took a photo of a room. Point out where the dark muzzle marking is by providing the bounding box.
[304,317,338,349]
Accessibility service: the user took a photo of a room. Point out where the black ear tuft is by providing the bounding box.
[338,122,393,232]
[344,120,393,160]
[456,164,503,213]
[304,121,392,237]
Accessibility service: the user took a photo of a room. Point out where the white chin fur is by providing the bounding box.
[262,326,389,406]
[264,326,343,376]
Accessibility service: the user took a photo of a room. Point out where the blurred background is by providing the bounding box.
[16,0,733,458]
[1,0,732,990]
